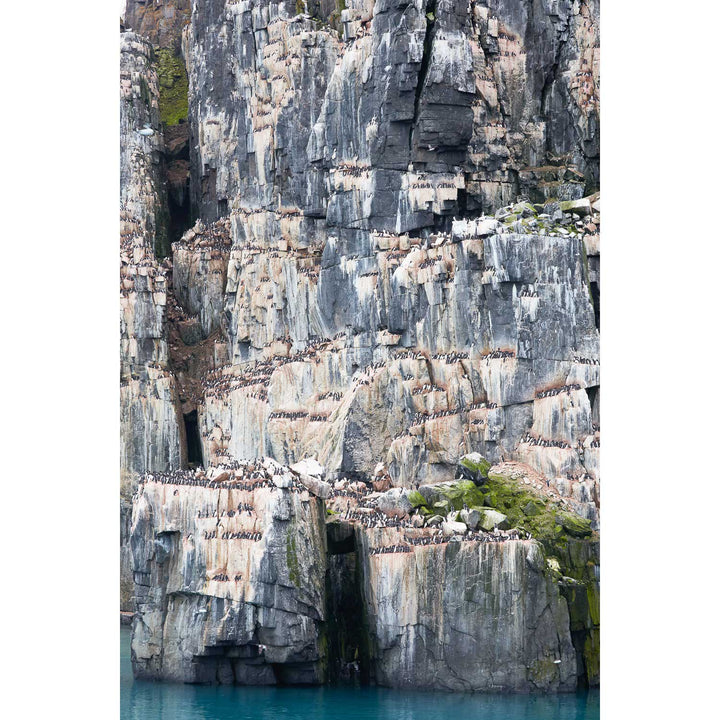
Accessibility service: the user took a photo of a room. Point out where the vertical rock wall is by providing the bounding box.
[130,460,598,690]
[120,32,185,609]
[130,462,329,683]
[122,0,600,691]
[357,530,577,692]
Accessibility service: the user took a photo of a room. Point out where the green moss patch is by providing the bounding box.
[286,533,300,586]
[482,471,595,555]
[413,480,485,516]
[558,511,593,538]
[155,47,189,126]
[459,453,491,480]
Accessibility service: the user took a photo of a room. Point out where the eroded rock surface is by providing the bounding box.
[120,32,185,608]
[122,0,600,690]
[131,459,328,683]
[131,457,599,689]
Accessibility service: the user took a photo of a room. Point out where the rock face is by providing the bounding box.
[130,459,599,690]
[357,531,576,692]
[120,32,185,609]
[131,460,328,684]
[124,0,191,50]
[122,0,600,692]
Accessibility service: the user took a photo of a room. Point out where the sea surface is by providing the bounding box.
[121,627,599,720]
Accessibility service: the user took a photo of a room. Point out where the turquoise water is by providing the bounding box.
[121,627,599,720]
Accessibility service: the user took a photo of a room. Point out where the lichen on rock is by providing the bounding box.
[155,47,189,126]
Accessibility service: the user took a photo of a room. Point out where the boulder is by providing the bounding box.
[426,515,443,527]
[407,490,428,508]
[512,201,537,218]
[460,508,480,530]
[377,488,412,518]
[290,457,325,478]
[559,198,592,216]
[478,508,510,531]
[295,473,331,499]
[476,218,501,236]
[429,480,485,510]
[441,520,468,535]
[458,453,491,481]
[418,484,440,505]
[411,513,425,528]
[558,511,593,537]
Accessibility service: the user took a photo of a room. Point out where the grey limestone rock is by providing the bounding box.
[478,508,509,531]
[130,462,329,683]
[376,487,413,518]
[121,0,600,691]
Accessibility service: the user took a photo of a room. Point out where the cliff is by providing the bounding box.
[130,457,599,690]
[120,32,186,608]
[122,0,600,690]
[131,459,328,683]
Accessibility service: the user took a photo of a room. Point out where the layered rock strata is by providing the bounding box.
[131,459,328,683]
[120,32,185,608]
[131,457,599,690]
[122,0,601,689]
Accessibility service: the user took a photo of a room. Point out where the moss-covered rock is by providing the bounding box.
[418,484,440,505]
[483,469,597,560]
[478,508,509,531]
[407,490,427,508]
[420,479,485,514]
[528,657,560,687]
[558,511,593,537]
[286,532,300,586]
[458,452,491,480]
[583,628,600,686]
[155,47,189,126]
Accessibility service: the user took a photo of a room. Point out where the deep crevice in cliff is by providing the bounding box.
[590,281,600,329]
[323,521,370,682]
[408,1,436,160]
[184,410,204,468]
[163,121,193,251]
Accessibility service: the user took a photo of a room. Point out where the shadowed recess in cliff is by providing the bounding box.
[325,520,371,683]
[590,280,599,329]
[184,410,203,467]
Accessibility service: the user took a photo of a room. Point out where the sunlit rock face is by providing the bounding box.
[130,461,328,684]
[166,0,600,528]
[124,0,191,49]
[120,32,184,609]
[187,0,599,221]
[123,0,601,690]
[357,530,577,692]
[130,459,595,690]
[196,221,599,528]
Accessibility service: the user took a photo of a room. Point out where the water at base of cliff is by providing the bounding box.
[121,627,599,720]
